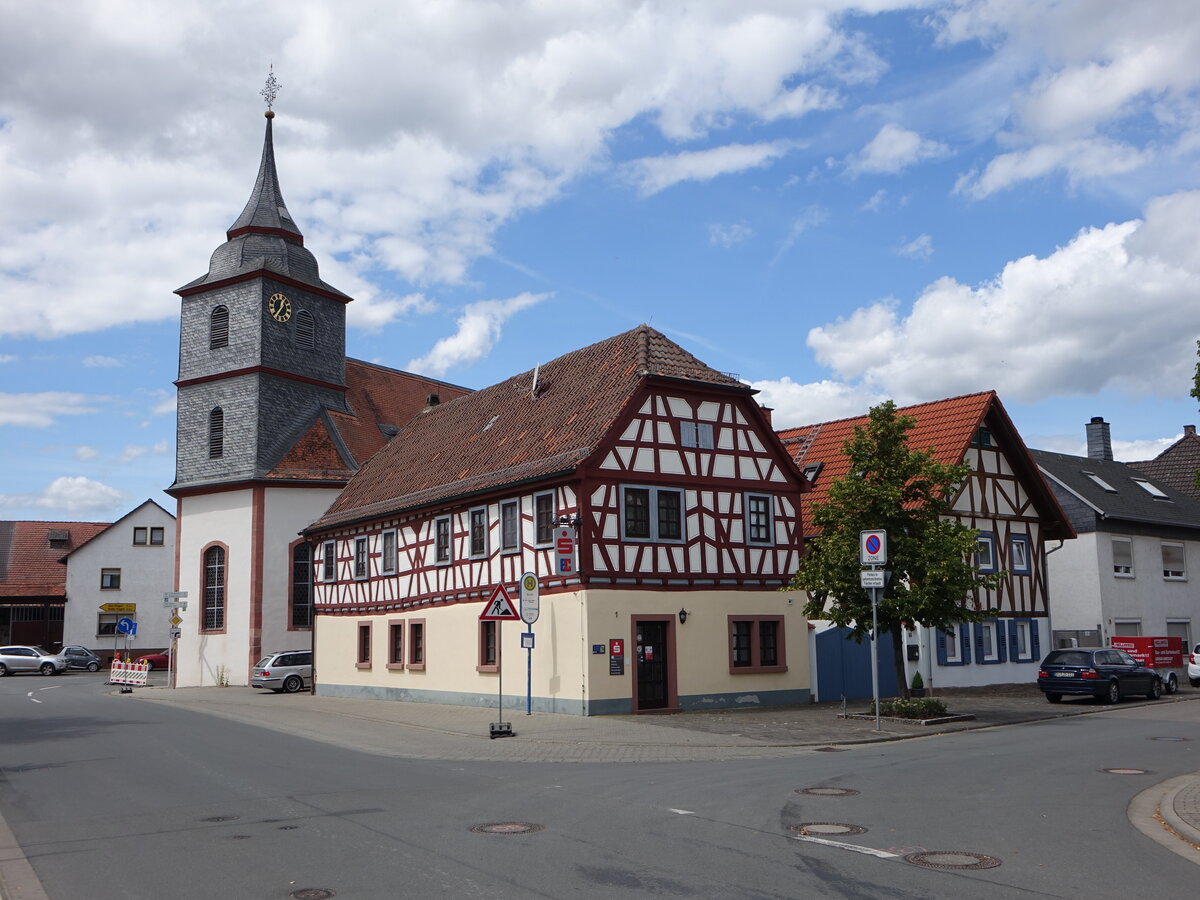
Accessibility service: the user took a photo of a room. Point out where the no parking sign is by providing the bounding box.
[860,530,887,566]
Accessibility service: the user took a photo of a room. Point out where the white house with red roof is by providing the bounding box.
[778,392,1074,696]
[305,325,811,715]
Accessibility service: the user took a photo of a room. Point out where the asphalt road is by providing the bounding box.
[2,671,1198,899]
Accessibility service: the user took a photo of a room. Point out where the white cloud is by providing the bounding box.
[347,292,438,332]
[627,141,797,196]
[0,3,888,338]
[709,223,755,248]
[0,355,15,364]
[119,445,147,464]
[956,138,1151,198]
[751,376,886,429]
[0,476,124,515]
[83,355,122,367]
[806,190,1200,405]
[847,124,950,175]
[407,292,551,376]
[862,189,888,211]
[152,440,170,455]
[897,234,933,259]
[74,445,99,461]
[773,205,828,264]
[0,392,97,428]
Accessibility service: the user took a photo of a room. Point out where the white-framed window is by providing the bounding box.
[1162,542,1186,579]
[321,541,336,582]
[745,493,773,544]
[470,508,488,558]
[680,421,714,449]
[1009,534,1031,574]
[944,627,961,663]
[621,485,684,542]
[101,568,121,590]
[978,621,998,662]
[381,530,397,574]
[975,533,996,573]
[434,516,452,565]
[500,500,520,553]
[534,492,555,545]
[354,537,369,580]
[1012,619,1031,659]
[802,462,822,484]
[1112,536,1134,575]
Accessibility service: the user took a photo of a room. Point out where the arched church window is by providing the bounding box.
[208,408,224,458]
[210,306,229,349]
[295,310,315,349]
[203,545,226,631]
[291,542,313,628]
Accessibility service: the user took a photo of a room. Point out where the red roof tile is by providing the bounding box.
[309,325,754,531]
[1129,431,1200,501]
[0,521,110,599]
[777,391,1073,539]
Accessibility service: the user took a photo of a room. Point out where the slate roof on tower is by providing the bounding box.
[176,112,348,299]
[777,391,1073,540]
[308,325,763,531]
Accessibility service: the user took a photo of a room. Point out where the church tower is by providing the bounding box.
[167,85,470,688]
[172,109,352,491]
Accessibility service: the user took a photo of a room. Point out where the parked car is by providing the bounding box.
[1188,643,1200,688]
[135,649,171,670]
[1037,647,1164,704]
[0,646,68,676]
[61,645,103,672]
[251,650,312,693]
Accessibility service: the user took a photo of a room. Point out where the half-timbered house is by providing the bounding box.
[777,392,1074,696]
[305,325,810,714]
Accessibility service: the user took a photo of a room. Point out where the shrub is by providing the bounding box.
[879,697,947,719]
[910,671,924,690]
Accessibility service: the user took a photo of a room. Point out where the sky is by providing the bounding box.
[2,0,1200,522]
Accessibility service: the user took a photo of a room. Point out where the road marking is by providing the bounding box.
[792,835,899,859]
[26,693,42,704]
[668,808,695,815]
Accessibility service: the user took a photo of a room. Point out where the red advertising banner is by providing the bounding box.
[1110,636,1183,669]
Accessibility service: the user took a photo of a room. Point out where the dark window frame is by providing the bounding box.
[201,544,227,633]
[727,615,787,674]
[621,485,685,543]
[745,493,774,545]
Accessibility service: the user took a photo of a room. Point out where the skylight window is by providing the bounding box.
[1083,472,1117,493]
[1132,478,1171,500]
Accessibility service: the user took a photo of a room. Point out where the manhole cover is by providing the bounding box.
[904,851,1001,870]
[1149,737,1189,742]
[201,815,239,822]
[469,822,545,835]
[290,891,335,900]
[796,787,860,797]
[813,747,847,752]
[1102,768,1150,775]
[789,822,867,836]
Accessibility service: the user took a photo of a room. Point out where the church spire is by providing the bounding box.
[227,68,302,243]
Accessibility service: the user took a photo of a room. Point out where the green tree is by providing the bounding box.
[787,401,998,696]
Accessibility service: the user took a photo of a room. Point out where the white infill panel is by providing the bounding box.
[705,544,718,570]
[668,396,691,417]
[657,421,674,444]
[620,420,640,441]
[634,448,655,471]
[617,446,634,468]
[714,455,735,478]
[739,457,757,480]
[660,450,684,475]
[717,429,735,449]
[698,401,720,421]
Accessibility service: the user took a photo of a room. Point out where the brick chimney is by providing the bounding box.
[1185,425,1196,438]
[1086,416,1113,461]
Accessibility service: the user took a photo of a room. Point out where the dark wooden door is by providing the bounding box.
[636,620,668,710]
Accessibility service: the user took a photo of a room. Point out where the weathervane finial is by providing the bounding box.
[260,64,281,115]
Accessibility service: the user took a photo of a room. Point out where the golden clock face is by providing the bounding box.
[268,292,292,322]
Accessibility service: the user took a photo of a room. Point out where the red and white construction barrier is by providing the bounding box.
[110,661,151,687]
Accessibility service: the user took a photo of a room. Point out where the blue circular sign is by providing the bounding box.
[116,616,135,635]
[865,535,881,555]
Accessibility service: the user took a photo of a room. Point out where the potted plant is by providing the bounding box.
[909,670,926,698]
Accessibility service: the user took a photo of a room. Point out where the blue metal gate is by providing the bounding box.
[815,627,899,702]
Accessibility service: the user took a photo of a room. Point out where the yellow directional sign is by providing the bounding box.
[169,614,183,627]
[99,603,137,613]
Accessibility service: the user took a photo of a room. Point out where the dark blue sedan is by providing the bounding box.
[1037,647,1163,704]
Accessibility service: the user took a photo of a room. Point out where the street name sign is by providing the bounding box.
[99,603,136,613]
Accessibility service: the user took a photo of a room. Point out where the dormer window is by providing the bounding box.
[210,306,229,349]
[972,426,994,448]
[1084,472,1118,493]
[802,462,823,484]
[1133,478,1171,500]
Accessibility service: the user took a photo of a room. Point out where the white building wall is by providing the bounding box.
[62,502,176,657]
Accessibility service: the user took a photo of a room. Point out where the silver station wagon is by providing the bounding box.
[251,649,313,693]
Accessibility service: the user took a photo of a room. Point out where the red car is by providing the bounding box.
[135,649,171,670]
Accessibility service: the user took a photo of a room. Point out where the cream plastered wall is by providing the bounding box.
[315,586,809,714]
[175,489,253,687]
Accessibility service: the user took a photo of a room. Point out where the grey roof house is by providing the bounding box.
[1032,417,1200,651]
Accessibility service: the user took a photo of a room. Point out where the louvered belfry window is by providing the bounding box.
[208,408,224,458]
[210,306,229,349]
[295,310,315,348]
